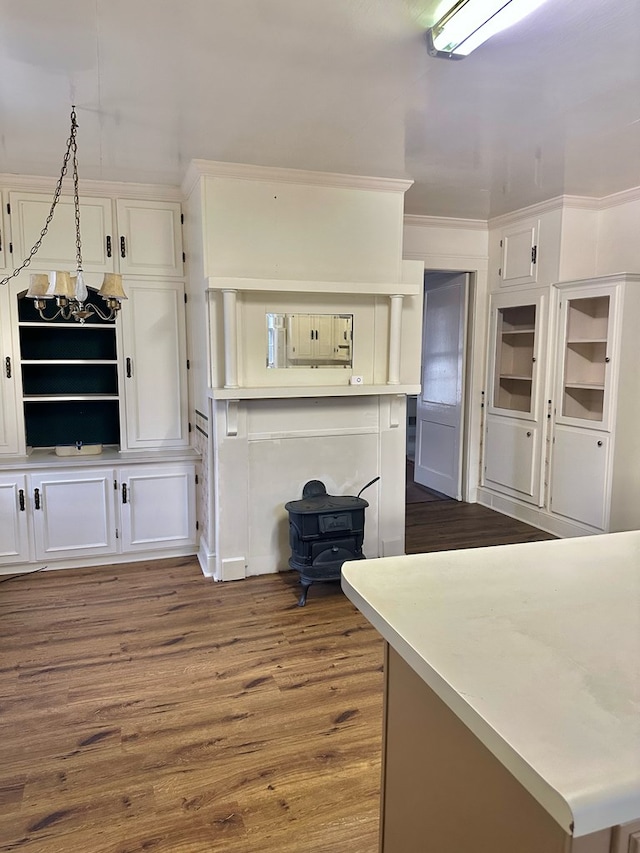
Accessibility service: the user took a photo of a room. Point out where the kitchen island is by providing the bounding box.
[341,531,640,853]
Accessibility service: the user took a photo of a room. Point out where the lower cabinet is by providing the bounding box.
[30,468,117,561]
[549,426,610,530]
[483,415,542,505]
[0,457,197,570]
[119,465,196,552]
[0,473,29,565]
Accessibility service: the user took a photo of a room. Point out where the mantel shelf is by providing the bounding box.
[210,384,421,401]
[206,276,421,296]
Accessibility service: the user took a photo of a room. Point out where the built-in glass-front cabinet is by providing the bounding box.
[483,289,547,507]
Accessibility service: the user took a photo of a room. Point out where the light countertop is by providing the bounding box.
[341,531,640,837]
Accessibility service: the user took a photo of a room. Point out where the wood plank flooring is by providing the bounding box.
[0,502,554,853]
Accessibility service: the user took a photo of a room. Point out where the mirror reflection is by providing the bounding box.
[266,313,353,369]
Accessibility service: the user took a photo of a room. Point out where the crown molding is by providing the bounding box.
[182,159,414,197]
[404,214,487,231]
[597,184,640,209]
[0,172,181,201]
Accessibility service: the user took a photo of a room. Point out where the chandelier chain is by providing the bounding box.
[0,106,79,288]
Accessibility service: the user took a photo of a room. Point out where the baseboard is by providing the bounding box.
[0,545,198,577]
[476,488,602,538]
[197,536,216,578]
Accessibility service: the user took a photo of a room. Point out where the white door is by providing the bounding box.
[0,474,30,565]
[0,285,22,455]
[550,425,610,530]
[119,465,196,552]
[414,273,468,499]
[119,279,189,450]
[30,469,117,560]
[116,200,183,277]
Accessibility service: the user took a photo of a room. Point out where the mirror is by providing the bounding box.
[266,313,353,369]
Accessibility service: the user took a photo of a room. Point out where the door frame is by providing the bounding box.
[403,246,488,504]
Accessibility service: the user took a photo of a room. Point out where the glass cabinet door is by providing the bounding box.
[559,293,612,425]
[492,303,537,414]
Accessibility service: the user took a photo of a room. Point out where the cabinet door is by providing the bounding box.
[0,474,30,565]
[30,468,117,559]
[0,190,7,270]
[483,415,542,504]
[119,279,189,450]
[9,192,114,273]
[550,425,609,530]
[554,284,617,431]
[119,464,196,552]
[487,291,545,421]
[116,200,183,277]
[0,286,22,455]
[499,219,539,287]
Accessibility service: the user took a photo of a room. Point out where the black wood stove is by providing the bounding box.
[285,477,378,606]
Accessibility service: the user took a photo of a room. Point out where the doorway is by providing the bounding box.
[407,270,470,503]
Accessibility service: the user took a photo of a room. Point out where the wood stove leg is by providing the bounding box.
[298,578,313,607]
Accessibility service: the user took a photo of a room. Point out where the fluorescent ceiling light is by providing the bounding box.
[426,0,550,58]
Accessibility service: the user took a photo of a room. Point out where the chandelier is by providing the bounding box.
[0,106,127,323]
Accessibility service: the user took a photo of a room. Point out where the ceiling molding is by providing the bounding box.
[404,214,487,231]
[0,172,181,201]
[597,185,640,209]
[183,159,414,196]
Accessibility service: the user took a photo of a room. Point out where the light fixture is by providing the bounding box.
[0,106,127,323]
[426,0,550,58]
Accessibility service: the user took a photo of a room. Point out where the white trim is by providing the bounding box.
[0,172,181,201]
[206,276,422,296]
[210,384,421,401]
[476,487,603,538]
[404,214,488,231]
[596,184,640,209]
[197,536,216,578]
[0,545,197,576]
[403,250,489,270]
[183,159,413,196]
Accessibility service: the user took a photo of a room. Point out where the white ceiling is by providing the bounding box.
[1,0,639,219]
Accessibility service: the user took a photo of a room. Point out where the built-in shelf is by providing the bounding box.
[493,303,537,413]
[23,394,119,402]
[561,294,610,423]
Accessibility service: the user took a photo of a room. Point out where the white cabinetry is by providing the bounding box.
[498,218,539,287]
[0,473,29,565]
[0,455,197,572]
[482,289,547,505]
[480,273,640,536]
[0,285,21,455]
[30,468,117,560]
[548,276,639,533]
[0,191,7,270]
[119,464,196,552]
[116,200,183,277]
[9,192,115,273]
[119,279,189,450]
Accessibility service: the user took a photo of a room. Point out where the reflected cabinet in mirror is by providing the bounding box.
[266,313,353,368]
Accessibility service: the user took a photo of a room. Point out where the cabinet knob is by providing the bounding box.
[597,440,603,447]
[532,357,536,362]
[526,431,532,437]
[605,356,610,363]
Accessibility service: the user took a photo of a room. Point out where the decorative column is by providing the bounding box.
[388,294,404,385]
[222,289,239,389]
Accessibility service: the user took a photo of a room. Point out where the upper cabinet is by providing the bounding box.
[498,218,539,287]
[0,285,22,456]
[116,200,183,277]
[554,284,616,431]
[7,193,183,278]
[9,192,115,273]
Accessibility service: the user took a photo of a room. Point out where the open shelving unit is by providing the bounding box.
[493,304,537,413]
[561,294,610,422]
[17,289,120,449]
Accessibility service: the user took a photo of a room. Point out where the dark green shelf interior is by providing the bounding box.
[24,400,120,448]
[19,327,117,360]
[21,364,119,396]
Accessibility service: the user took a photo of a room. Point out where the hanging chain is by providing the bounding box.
[0,106,79,287]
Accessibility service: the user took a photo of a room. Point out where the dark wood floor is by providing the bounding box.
[0,502,554,853]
